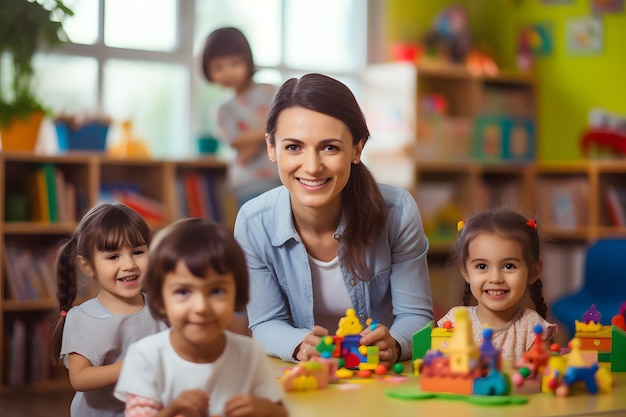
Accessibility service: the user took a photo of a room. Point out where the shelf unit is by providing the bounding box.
[366,62,624,319]
[0,152,228,391]
[413,159,626,320]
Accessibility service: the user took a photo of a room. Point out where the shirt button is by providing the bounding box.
[349,279,356,286]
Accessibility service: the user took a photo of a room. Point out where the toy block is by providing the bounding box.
[281,358,331,391]
[474,369,509,396]
[447,308,480,374]
[431,326,454,352]
[575,320,603,333]
[575,325,612,352]
[611,325,626,372]
[420,375,473,395]
[336,308,362,336]
[412,321,433,360]
[358,346,380,370]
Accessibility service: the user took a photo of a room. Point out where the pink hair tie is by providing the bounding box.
[526,219,537,230]
[61,310,67,317]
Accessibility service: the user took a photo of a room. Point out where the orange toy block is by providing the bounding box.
[420,375,473,395]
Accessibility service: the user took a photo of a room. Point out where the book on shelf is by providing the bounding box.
[179,171,223,222]
[605,185,626,227]
[114,189,166,223]
[8,318,55,386]
[10,320,26,386]
[535,177,589,229]
[99,183,165,223]
[25,164,77,223]
[28,166,49,222]
[3,242,58,301]
[42,163,59,222]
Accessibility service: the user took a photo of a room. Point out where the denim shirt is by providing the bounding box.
[234,183,433,362]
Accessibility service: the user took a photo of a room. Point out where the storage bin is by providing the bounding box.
[55,121,109,152]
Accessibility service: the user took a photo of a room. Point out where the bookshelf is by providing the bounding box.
[414,160,626,320]
[0,152,229,391]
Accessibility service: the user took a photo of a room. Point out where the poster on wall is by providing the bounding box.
[519,23,554,56]
[591,0,624,13]
[565,16,603,54]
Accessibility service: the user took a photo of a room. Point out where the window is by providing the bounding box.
[31,0,368,159]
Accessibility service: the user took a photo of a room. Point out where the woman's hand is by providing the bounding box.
[359,323,400,368]
[294,325,329,361]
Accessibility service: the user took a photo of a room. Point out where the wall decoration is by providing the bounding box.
[591,0,624,14]
[519,23,554,56]
[566,16,604,54]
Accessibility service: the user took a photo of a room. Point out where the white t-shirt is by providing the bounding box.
[114,329,283,416]
[309,254,352,331]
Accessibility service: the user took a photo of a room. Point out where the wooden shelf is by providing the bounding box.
[0,153,229,390]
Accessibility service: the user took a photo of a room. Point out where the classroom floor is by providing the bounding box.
[0,387,73,416]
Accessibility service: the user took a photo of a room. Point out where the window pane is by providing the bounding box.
[103,60,189,158]
[284,0,366,72]
[32,55,98,114]
[104,0,177,51]
[63,0,99,45]
[194,0,281,67]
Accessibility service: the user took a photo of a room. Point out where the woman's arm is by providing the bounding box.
[233,207,310,361]
[386,189,435,360]
[68,353,122,391]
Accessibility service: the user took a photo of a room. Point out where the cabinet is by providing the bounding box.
[0,152,229,391]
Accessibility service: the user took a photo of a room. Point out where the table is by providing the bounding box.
[269,358,626,417]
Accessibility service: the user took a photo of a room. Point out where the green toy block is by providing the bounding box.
[598,352,611,363]
[412,321,434,361]
[611,326,626,372]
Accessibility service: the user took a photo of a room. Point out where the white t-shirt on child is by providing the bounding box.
[114,329,283,416]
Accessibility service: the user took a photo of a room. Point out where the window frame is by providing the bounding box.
[50,0,376,157]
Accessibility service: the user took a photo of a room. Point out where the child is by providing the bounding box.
[201,26,281,207]
[114,218,287,417]
[438,208,557,361]
[51,203,168,417]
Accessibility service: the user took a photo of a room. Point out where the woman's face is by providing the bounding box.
[267,106,363,213]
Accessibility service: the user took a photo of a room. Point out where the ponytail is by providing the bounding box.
[340,163,386,280]
[51,238,79,365]
[529,279,548,319]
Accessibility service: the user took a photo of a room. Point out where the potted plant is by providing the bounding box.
[0,0,73,151]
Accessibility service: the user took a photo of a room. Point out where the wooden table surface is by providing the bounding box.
[270,358,626,417]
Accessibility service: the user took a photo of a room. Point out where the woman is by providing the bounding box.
[234,73,433,367]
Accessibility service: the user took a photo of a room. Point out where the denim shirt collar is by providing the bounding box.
[271,186,346,247]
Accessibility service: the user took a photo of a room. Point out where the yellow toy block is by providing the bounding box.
[431,327,454,352]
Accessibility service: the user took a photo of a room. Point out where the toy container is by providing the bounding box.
[55,120,109,152]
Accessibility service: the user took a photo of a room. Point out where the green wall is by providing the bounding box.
[385,0,626,161]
